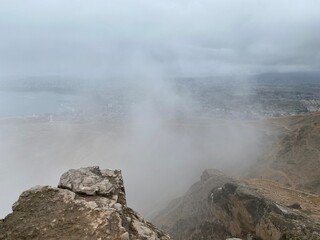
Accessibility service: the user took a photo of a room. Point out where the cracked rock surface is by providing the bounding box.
[0,166,171,240]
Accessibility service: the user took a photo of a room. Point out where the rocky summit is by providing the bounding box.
[0,166,171,240]
[153,169,320,240]
[1,166,320,240]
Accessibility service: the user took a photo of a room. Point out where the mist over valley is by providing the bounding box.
[1,1,320,239]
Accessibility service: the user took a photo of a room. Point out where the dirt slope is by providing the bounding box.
[246,112,320,193]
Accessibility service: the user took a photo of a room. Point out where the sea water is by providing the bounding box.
[0,91,79,118]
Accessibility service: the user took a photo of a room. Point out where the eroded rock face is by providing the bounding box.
[58,166,126,205]
[153,169,320,240]
[0,167,170,240]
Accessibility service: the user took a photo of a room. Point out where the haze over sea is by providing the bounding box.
[0,90,80,118]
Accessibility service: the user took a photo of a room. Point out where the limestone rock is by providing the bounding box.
[58,166,126,205]
[0,166,171,240]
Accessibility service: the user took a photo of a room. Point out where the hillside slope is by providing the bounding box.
[153,169,320,240]
[247,112,320,193]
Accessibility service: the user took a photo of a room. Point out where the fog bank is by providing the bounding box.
[0,0,319,218]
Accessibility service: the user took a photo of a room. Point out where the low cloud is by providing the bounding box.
[0,0,320,77]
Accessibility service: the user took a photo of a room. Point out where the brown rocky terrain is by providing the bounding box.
[152,113,320,240]
[152,169,320,240]
[246,112,320,193]
[0,166,171,240]
[1,113,320,240]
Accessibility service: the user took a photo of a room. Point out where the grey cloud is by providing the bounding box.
[1,0,320,77]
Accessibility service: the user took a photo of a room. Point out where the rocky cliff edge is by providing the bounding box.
[0,166,171,240]
[153,169,320,240]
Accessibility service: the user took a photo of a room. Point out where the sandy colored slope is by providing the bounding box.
[246,112,320,193]
[242,178,320,222]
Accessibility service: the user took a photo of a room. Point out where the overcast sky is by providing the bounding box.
[0,0,320,78]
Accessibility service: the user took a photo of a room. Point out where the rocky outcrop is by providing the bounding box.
[0,166,171,240]
[153,169,320,240]
[58,167,127,205]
